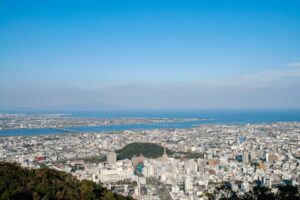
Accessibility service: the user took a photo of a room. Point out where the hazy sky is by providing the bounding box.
[1,0,300,110]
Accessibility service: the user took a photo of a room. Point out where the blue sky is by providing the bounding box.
[1,0,300,110]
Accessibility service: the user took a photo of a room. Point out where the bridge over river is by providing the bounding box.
[49,127,85,134]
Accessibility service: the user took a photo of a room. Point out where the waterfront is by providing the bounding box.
[1,110,300,136]
[1,122,300,199]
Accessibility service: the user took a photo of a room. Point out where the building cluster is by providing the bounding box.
[0,122,299,200]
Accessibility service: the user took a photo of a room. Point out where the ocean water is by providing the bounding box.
[1,109,300,136]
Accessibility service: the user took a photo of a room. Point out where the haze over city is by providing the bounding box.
[1,0,300,110]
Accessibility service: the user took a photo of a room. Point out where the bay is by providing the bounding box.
[1,109,300,136]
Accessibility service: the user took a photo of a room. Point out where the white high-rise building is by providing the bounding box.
[185,176,193,191]
[243,151,249,164]
[107,152,117,165]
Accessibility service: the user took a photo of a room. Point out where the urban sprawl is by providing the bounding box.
[0,119,300,200]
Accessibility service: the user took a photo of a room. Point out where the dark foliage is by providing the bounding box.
[116,142,171,160]
[0,162,134,200]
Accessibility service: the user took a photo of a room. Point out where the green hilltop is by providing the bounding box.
[0,162,134,200]
[116,142,171,160]
[116,142,204,160]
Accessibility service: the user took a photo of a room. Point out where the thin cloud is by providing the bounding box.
[245,67,300,82]
[192,64,300,88]
[287,62,300,68]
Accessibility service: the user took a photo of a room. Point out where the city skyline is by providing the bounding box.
[1,0,300,110]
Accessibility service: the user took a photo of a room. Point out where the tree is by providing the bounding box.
[0,162,134,200]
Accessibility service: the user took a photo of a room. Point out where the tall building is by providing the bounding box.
[250,150,262,160]
[178,141,186,152]
[107,152,117,165]
[184,176,193,191]
[250,150,257,160]
[162,144,168,162]
[131,155,139,168]
[184,159,197,174]
[243,151,249,164]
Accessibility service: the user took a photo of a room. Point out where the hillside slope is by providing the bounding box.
[0,162,134,200]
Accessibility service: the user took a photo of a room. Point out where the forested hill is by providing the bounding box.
[115,142,203,160]
[116,142,171,160]
[0,162,134,200]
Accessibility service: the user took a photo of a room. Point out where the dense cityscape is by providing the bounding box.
[1,119,299,199]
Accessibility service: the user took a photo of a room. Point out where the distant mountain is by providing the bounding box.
[0,162,134,200]
[116,142,171,160]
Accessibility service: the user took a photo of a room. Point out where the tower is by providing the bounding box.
[162,144,168,161]
[107,152,117,165]
[243,151,249,164]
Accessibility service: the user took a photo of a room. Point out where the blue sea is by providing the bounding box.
[1,109,300,136]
